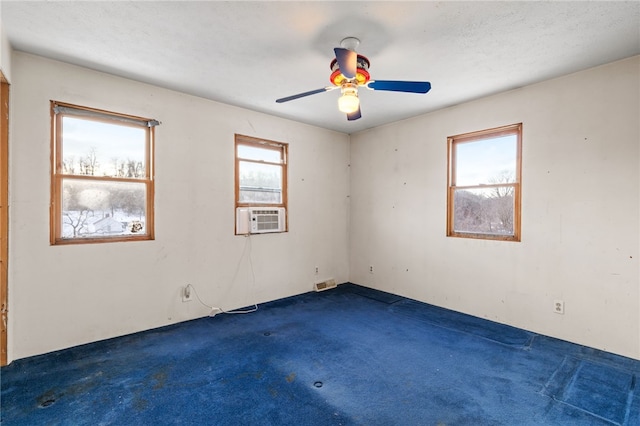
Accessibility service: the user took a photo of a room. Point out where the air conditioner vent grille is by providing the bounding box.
[256,212,280,231]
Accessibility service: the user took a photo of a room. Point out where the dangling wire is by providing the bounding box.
[189,233,258,316]
[222,234,258,314]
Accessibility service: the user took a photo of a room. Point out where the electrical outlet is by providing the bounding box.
[554,299,564,314]
[369,265,374,274]
[182,285,193,302]
[315,266,319,275]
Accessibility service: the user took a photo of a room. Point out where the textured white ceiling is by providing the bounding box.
[2,1,639,134]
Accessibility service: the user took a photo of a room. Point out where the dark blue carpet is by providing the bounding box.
[1,283,639,425]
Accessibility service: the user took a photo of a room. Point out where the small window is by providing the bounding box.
[447,123,522,241]
[50,101,157,244]
[235,134,288,234]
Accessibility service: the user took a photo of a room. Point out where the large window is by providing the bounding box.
[447,123,522,241]
[235,134,288,233]
[50,101,157,245]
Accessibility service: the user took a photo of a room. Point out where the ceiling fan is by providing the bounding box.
[276,37,431,121]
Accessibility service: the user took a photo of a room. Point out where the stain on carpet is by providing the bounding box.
[37,389,59,408]
[152,370,168,390]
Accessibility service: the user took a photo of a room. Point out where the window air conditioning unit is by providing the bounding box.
[236,207,286,235]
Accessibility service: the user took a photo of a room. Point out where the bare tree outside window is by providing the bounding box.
[79,147,99,176]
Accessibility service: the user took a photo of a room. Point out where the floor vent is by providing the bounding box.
[314,279,337,292]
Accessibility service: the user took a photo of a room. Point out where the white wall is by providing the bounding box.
[0,11,12,81]
[350,56,640,359]
[8,52,350,361]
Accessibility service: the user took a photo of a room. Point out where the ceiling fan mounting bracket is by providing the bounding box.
[340,37,360,51]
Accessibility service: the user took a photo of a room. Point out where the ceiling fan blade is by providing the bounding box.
[367,80,431,94]
[347,106,362,121]
[276,87,332,103]
[334,47,357,79]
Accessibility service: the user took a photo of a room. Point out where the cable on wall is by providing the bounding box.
[188,233,258,317]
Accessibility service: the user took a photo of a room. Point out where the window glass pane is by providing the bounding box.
[62,116,146,178]
[61,178,147,238]
[453,186,514,236]
[455,135,517,186]
[238,161,282,203]
[237,144,281,163]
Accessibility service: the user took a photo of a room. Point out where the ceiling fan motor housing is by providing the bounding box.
[330,54,371,86]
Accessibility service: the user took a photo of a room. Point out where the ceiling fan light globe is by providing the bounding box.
[338,93,360,114]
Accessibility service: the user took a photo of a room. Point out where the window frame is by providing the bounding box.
[234,134,288,230]
[446,123,522,242]
[50,101,156,245]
